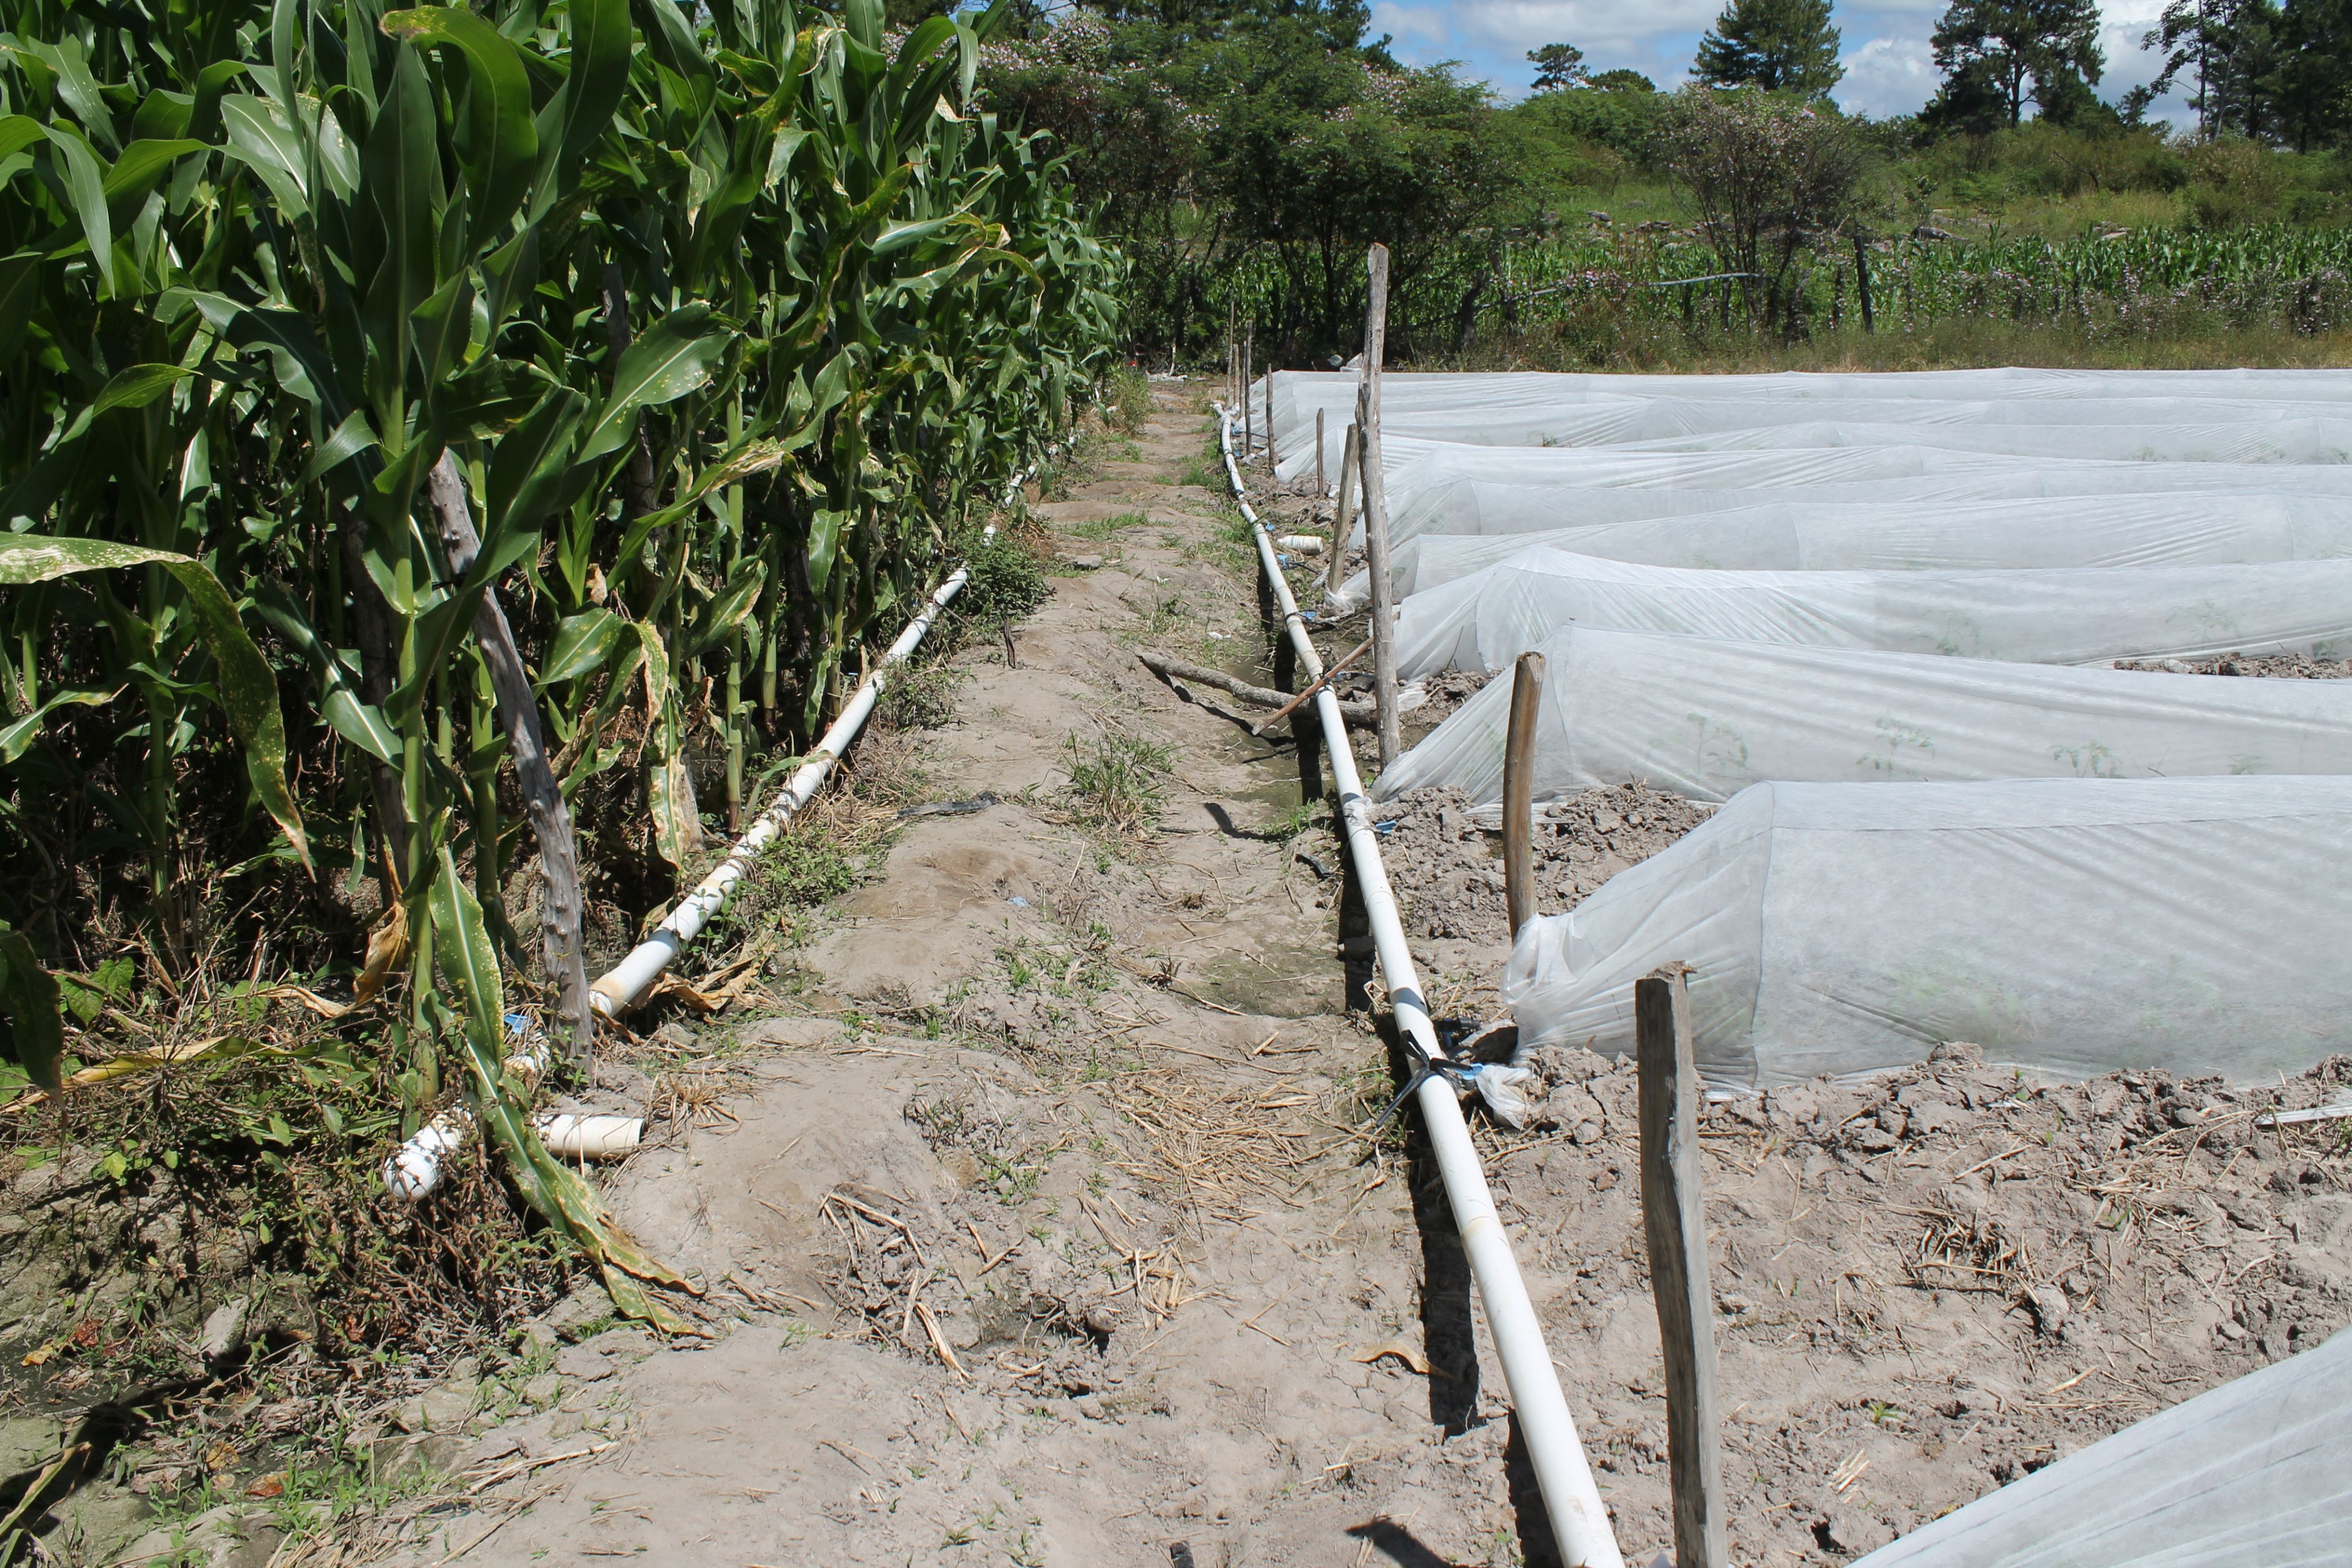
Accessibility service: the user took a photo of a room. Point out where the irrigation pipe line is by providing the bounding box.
[385,444,1063,1201]
[1216,404,1624,1568]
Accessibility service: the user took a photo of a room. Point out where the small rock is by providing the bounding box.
[390,1396,427,1435]
[1068,554,1102,570]
[1874,1102,1908,1138]
[198,1298,250,1366]
[532,1282,617,1345]
[420,1380,479,1433]
[524,1373,563,1407]
[556,1346,614,1381]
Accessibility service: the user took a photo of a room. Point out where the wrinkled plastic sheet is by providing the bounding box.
[1602,416,2352,465]
[1373,624,2352,806]
[1265,367,2352,482]
[1367,443,2352,551]
[1392,546,2352,677]
[1503,775,2352,1088]
[1850,1325,2352,1568]
[1350,491,2352,602]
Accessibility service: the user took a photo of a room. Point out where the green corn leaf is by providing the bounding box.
[381,6,540,246]
[45,126,116,295]
[247,584,400,764]
[0,686,122,765]
[541,607,628,684]
[0,925,65,1100]
[580,304,733,461]
[91,363,194,416]
[686,559,766,657]
[540,0,635,191]
[0,537,308,871]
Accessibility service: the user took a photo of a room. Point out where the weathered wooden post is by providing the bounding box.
[1503,652,1546,938]
[1327,422,1360,596]
[1243,319,1255,458]
[1636,966,1728,1568]
[1264,362,1276,470]
[1358,244,1401,772]
[1854,232,1875,335]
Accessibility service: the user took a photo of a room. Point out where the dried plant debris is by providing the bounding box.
[2113,651,2352,678]
[1480,1042,2352,1562]
[1378,784,1715,942]
[1403,668,1492,729]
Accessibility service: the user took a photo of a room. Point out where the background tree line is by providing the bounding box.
[978,0,2352,364]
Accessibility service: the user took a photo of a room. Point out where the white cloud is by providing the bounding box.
[1833,34,1938,118]
[1444,0,1722,55]
[1371,0,1452,51]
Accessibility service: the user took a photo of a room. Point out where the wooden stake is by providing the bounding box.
[1264,362,1276,470]
[1503,651,1546,938]
[1315,408,1326,499]
[1853,232,1875,335]
[1326,421,1360,595]
[1357,245,1400,771]
[1242,320,1254,458]
[1636,967,1727,1568]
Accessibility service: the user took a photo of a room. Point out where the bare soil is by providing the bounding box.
[299,388,2352,1568]
[2112,652,2352,678]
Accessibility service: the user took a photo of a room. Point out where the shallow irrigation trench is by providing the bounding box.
[99,385,2342,1568]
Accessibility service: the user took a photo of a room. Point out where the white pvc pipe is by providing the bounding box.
[383,440,1055,1202]
[1218,406,1625,1568]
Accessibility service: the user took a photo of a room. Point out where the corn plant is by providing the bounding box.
[0,0,1119,1321]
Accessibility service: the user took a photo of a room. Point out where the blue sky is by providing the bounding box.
[1371,0,2195,123]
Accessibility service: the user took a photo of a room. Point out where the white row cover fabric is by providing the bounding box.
[1850,1323,2352,1568]
[1372,624,2352,806]
[1373,442,2352,548]
[1266,369,2352,481]
[1393,547,2352,677]
[1605,417,2352,466]
[1349,491,2352,603]
[1287,397,2347,480]
[1503,775,2352,1087]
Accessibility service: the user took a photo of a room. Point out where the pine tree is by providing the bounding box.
[1693,0,1846,96]
[1928,0,2103,129]
[1527,42,1589,91]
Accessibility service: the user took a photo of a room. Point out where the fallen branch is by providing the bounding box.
[1252,636,1373,735]
[1135,650,1374,731]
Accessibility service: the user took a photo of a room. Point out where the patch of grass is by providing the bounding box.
[877,661,969,732]
[1060,729,1174,839]
[1103,363,1151,433]
[1066,509,1150,541]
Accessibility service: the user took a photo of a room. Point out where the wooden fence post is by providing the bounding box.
[1854,233,1875,335]
[1357,243,1401,772]
[1243,319,1254,458]
[1503,652,1546,938]
[1636,967,1727,1568]
[1265,363,1276,470]
[1327,421,1360,596]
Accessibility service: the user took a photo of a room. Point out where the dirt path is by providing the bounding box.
[342,386,2352,1568]
[373,386,1543,1568]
